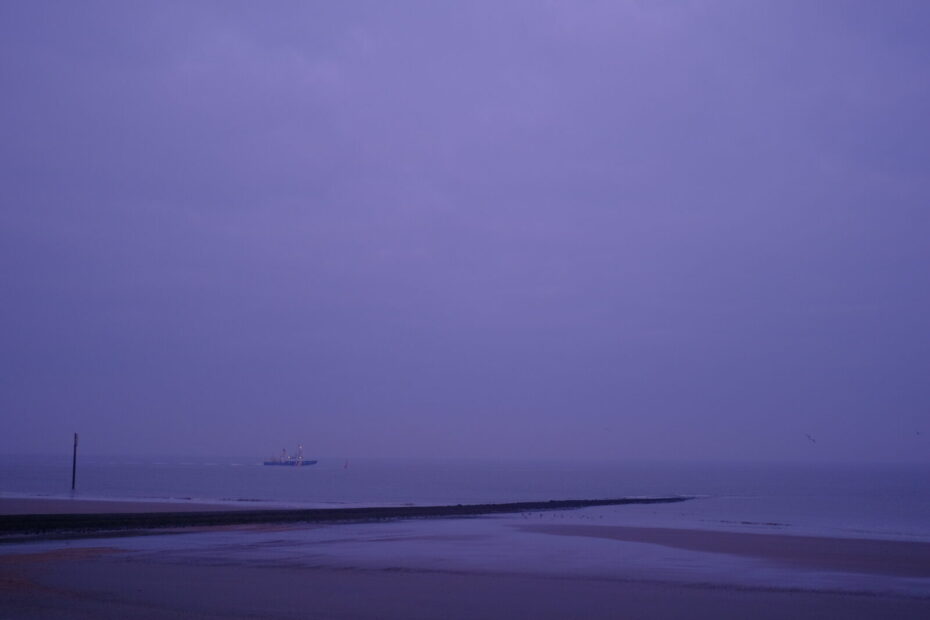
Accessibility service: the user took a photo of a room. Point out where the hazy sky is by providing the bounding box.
[2,1,928,461]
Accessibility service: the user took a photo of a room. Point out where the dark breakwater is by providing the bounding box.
[0,496,691,539]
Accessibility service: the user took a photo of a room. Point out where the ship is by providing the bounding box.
[263,443,317,466]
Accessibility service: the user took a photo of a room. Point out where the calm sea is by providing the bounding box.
[2,456,928,541]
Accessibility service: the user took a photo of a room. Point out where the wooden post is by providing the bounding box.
[71,433,79,490]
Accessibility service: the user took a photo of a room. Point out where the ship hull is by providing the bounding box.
[263,460,317,466]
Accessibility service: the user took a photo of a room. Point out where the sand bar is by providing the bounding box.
[522,523,930,578]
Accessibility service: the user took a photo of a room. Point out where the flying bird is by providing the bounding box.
[805,434,817,444]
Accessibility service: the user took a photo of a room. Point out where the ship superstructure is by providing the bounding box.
[264,443,317,466]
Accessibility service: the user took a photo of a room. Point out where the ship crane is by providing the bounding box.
[264,442,317,467]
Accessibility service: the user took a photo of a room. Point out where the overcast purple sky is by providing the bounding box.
[2,1,928,461]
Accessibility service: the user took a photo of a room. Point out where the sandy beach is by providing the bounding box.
[2,499,930,619]
[3,546,930,619]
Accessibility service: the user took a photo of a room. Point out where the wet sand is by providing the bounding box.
[3,548,929,620]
